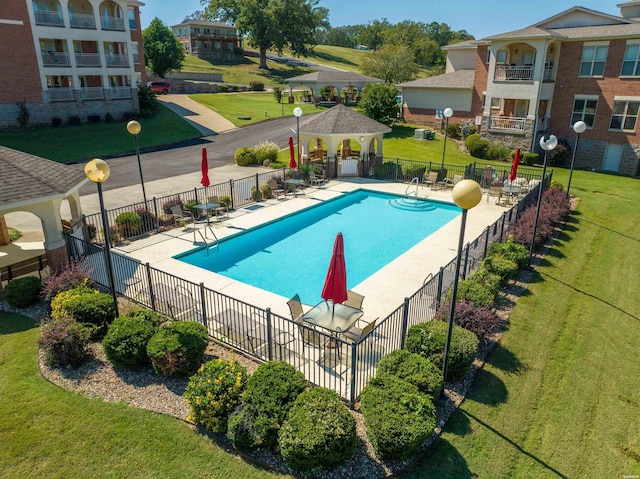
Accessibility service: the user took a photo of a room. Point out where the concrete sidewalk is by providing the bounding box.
[157,95,236,136]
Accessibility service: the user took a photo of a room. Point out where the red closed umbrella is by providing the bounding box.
[289,136,297,169]
[201,147,210,187]
[321,233,348,316]
[509,147,520,182]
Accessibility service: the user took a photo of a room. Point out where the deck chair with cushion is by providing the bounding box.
[170,205,193,225]
[207,196,228,220]
[344,290,364,310]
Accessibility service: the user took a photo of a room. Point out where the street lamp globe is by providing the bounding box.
[452,179,482,209]
[84,158,111,183]
[540,134,558,151]
[126,119,141,135]
[573,121,587,134]
[443,107,453,119]
[293,107,303,118]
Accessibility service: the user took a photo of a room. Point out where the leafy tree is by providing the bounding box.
[359,45,419,84]
[142,18,185,78]
[201,0,329,69]
[355,19,390,51]
[426,22,473,47]
[272,85,283,103]
[384,21,445,67]
[321,25,358,48]
[359,83,399,125]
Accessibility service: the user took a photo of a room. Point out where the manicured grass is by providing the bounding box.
[0,312,285,478]
[189,92,329,127]
[401,170,640,478]
[0,105,201,163]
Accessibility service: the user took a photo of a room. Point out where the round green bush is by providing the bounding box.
[4,276,42,308]
[468,138,490,158]
[115,211,142,238]
[486,144,511,161]
[464,133,481,150]
[487,238,529,269]
[449,279,496,308]
[39,317,94,367]
[102,312,160,369]
[50,284,95,319]
[146,321,209,377]
[468,267,502,292]
[405,320,479,382]
[234,147,256,166]
[360,375,436,461]
[62,291,117,337]
[376,349,443,400]
[184,357,247,432]
[227,361,307,451]
[279,387,356,472]
[446,122,461,139]
[481,254,519,285]
[253,141,278,163]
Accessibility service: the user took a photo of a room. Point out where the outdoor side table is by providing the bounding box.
[284,179,304,196]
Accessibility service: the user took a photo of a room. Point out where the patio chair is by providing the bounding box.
[423,171,439,188]
[449,174,463,188]
[207,196,228,220]
[487,186,503,204]
[287,294,304,321]
[169,205,193,225]
[344,290,364,310]
[308,170,327,186]
[344,318,378,342]
[268,179,285,198]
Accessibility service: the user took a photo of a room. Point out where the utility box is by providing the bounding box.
[414,128,426,139]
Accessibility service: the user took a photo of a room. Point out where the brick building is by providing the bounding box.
[171,19,243,62]
[401,2,640,176]
[0,0,146,129]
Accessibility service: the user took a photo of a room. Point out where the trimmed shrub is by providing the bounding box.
[162,197,183,214]
[482,254,519,285]
[486,144,511,161]
[436,298,503,340]
[279,387,356,472]
[547,139,572,167]
[467,137,490,159]
[102,311,161,368]
[147,321,209,377]
[184,357,248,432]
[468,267,502,292]
[105,112,114,123]
[464,133,481,150]
[115,211,142,238]
[51,117,63,127]
[373,161,401,179]
[43,263,92,303]
[249,81,265,91]
[68,115,82,126]
[253,140,278,163]
[405,320,479,382]
[404,165,426,180]
[487,238,529,269]
[376,349,443,399]
[87,114,101,123]
[135,207,158,233]
[234,147,256,166]
[62,291,117,336]
[50,284,95,319]
[227,361,307,451]
[4,277,42,308]
[446,122,461,139]
[219,195,232,208]
[39,317,94,367]
[219,85,229,93]
[260,183,272,199]
[360,375,436,461]
[508,203,554,247]
[449,279,496,307]
[522,152,538,166]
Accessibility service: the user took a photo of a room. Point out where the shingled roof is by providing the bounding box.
[0,146,87,207]
[286,71,383,83]
[398,70,475,89]
[301,104,391,135]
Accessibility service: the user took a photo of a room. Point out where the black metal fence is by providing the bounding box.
[66,170,551,405]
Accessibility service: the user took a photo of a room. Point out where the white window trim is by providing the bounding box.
[579,43,609,78]
[609,99,640,132]
[571,95,598,129]
[620,41,640,77]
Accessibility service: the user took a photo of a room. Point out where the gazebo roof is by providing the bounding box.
[0,146,87,207]
[301,104,392,135]
[286,71,383,84]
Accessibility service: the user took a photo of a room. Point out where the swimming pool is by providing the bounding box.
[175,190,460,305]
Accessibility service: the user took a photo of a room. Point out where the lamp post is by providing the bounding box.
[440,107,453,175]
[528,134,558,268]
[567,121,586,199]
[126,120,147,205]
[442,179,482,383]
[293,107,303,175]
[84,158,119,317]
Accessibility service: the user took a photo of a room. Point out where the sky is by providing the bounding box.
[140,0,622,40]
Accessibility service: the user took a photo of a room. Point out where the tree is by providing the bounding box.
[201,0,329,70]
[143,18,185,78]
[355,19,390,51]
[359,45,419,84]
[322,25,358,48]
[359,83,399,125]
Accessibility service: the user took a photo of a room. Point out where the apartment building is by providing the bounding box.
[401,2,640,176]
[0,0,146,129]
[171,19,242,62]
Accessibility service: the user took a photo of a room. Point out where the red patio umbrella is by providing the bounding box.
[201,147,210,187]
[288,136,297,169]
[321,233,348,317]
[509,147,520,182]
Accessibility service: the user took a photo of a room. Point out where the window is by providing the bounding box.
[571,96,598,128]
[580,44,608,76]
[610,100,640,131]
[496,49,506,63]
[621,42,640,76]
[490,97,500,110]
[128,8,136,30]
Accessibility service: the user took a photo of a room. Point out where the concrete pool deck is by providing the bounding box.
[112,177,511,321]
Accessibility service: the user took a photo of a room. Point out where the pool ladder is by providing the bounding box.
[193,224,219,255]
[405,177,420,198]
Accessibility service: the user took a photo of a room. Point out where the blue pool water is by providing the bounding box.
[175,190,460,305]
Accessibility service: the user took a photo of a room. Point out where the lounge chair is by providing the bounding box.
[169,205,193,225]
[487,186,503,204]
[268,179,285,198]
[344,290,364,309]
[449,174,463,188]
[344,318,378,342]
[423,171,439,189]
[207,196,228,220]
[308,170,327,186]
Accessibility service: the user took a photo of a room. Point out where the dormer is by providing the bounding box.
[619,1,640,20]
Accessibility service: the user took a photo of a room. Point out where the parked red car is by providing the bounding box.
[147,81,171,95]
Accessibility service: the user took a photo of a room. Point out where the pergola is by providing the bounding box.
[285,71,384,103]
[299,104,391,177]
[0,146,87,276]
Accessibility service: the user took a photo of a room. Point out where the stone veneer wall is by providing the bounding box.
[557,137,639,175]
[480,116,534,152]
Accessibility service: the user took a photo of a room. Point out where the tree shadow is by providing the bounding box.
[0,311,38,335]
[400,434,474,478]
[486,344,528,375]
[386,124,418,139]
[578,217,640,243]
[545,246,565,260]
[518,269,544,285]
[309,50,358,67]
[464,369,508,406]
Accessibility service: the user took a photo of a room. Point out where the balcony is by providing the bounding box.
[101,15,125,31]
[69,13,96,29]
[41,51,71,67]
[105,53,129,67]
[494,63,554,82]
[80,87,104,100]
[34,9,64,27]
[110,87,132,99]
[489,116,526,131]
[75,53,101,67]
[49,88,74,101]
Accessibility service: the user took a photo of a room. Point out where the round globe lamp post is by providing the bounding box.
[442,179,482,383]
[126,120,147,205]
[567,121,586,199]
[293,107,303,176]
[440,108,454,176]
[84,158,119,317]
[528,134,558,268]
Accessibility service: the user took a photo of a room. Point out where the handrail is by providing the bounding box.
[405,177,419,197]
[193,225,219,255]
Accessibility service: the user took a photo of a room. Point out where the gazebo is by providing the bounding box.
[0,146,87,278]
[299,104,391,177]
[285,71,384,105]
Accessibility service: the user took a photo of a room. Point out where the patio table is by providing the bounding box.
[302,301,363,334]
[284,179,304,196]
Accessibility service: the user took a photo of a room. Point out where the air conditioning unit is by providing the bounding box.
[414,128,426,139]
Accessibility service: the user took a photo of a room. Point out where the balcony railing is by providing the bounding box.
[543,63,554,81]
[489,116,526,131]
[41,51,70,67]
[100,16,125,31]
[69,12,96,29]
[110,87,131,99]
[494,64,534,81]
[80,87,104,100]
[48,88,74,101]
[34,9,64,26]
[105,53,129,67]
[75,53,101,67]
